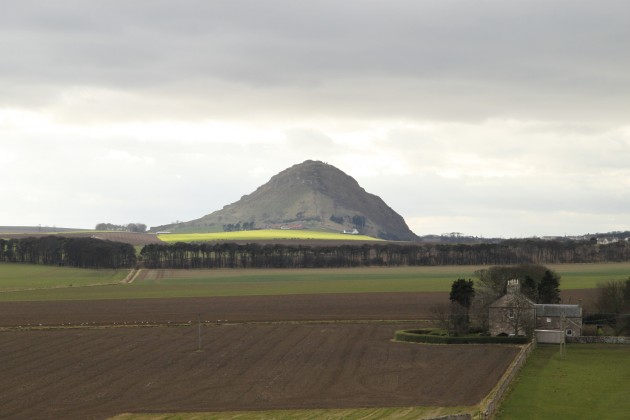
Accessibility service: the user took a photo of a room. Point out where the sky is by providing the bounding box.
[1,0,630,238]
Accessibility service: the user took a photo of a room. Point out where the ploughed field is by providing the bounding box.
[0,322,519,420]
[0,292,523,419]
[0,292,446,327]
[0,289,596,327]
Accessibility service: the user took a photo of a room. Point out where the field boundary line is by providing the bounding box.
[0,318,426,332]
[476,341,534,419]
[0,281,121,294]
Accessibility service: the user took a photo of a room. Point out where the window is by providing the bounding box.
[507,309,515,319]
[546,317,552,323]
[566,329,573,336]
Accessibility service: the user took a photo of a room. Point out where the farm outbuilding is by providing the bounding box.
[534,329,565,344]
[535,304,583,337]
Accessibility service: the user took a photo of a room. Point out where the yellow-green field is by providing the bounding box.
[158,229,381,242]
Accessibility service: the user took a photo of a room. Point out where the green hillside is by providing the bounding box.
[152,160,417,241]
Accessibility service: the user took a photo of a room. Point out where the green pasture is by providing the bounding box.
[497,344,630,419]
[110,405,473,420]
[0,266,473,301]
[157,229,380,242]
[0,263,127,292]
[547,263,630,289]
[1,263,629,302]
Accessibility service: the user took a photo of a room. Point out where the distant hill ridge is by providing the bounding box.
[153,160,418,241]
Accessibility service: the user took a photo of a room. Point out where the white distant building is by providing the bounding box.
[343,229,359,235]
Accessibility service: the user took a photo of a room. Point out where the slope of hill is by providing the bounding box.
[153,160,418,241]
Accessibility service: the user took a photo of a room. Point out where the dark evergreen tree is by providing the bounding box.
[449,278,476,309]
[521,275,539,302]
[538,270,561,304]
[449,278,475,336]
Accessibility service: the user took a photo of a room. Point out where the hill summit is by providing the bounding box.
[156,160,417,241]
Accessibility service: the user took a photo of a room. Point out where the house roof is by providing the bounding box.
[535,304,582,318]
[489,293,536,309]
[489,294,582,319]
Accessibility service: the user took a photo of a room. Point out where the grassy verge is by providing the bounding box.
[496,343,630,419]
[109,406,473,420]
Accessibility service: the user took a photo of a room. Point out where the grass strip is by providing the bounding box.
[109,406,473,420]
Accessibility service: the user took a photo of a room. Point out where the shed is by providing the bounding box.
[535,329,565,344]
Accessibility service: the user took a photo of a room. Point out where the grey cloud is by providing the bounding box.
[2,1,629,121]
[3,1,630,236]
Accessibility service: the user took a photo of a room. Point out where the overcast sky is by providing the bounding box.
[2,1,630,238]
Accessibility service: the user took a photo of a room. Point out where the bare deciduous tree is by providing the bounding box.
[505,292,536,337]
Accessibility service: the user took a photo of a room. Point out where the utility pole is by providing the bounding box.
[560,309,566,359]
[197,313,202,352]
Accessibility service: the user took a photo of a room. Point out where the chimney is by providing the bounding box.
[506,279,520,294]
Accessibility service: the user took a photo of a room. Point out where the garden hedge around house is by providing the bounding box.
[394,329,530,345]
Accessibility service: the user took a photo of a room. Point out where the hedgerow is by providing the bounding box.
[394,329,529,345]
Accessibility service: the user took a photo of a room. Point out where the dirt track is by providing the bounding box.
[0,323,519,419]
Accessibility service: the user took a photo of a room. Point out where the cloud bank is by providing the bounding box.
[1,1,629,237]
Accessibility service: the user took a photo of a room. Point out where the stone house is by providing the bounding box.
[489,279,583,337]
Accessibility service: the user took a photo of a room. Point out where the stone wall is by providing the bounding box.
[476,342,534,419]
[567,336,629,344]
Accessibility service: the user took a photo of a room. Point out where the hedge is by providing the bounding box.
[394,329,529,345]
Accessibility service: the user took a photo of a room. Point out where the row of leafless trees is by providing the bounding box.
[138,239,630,269]
[0,237,137,269]
[589,278,630,335]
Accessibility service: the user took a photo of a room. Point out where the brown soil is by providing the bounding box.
[0,292,448,327]
[0,323,519,419]
[0,289,596,328]
[560,289,598,312]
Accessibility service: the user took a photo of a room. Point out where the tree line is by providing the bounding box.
[0,237,136,269]
[223,221,255,232]
[139,239,630,269]
[3,236,629,271]
[95,222,147,233]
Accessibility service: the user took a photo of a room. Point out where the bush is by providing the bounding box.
[394,329,529,345]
